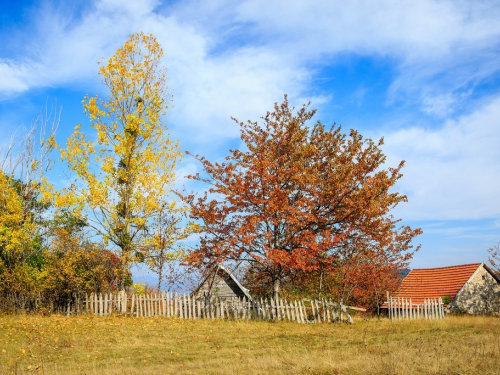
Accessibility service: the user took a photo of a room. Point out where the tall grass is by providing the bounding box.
[0,314,499,374]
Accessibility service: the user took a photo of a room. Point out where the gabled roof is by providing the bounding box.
[219,265,253,301]
[392,263,488,304]
[192,264,253,301]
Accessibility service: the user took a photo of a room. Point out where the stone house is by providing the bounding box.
[192,265,252,301]
[391,263,500,314]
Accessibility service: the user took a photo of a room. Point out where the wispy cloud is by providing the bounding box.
[3,0,500,115]
[384,95,500,221]
[1,0,500,231]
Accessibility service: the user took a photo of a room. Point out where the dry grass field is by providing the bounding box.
[0,314,499,374]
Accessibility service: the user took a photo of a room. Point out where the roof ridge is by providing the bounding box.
[409,263,481,271]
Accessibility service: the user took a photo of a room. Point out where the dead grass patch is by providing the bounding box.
[0,314,498,374]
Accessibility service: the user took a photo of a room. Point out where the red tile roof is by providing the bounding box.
[392,263,482,304]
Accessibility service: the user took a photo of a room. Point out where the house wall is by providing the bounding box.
[448,266,500,314]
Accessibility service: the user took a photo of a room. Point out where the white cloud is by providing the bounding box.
[0,0,319,145]
[383,95,500,220]
[1,0,500,228]
[0,60,44,96]
[3,0,500,114]
[420,93,457,118]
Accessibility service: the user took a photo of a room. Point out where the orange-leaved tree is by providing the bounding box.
[184,96,421,299]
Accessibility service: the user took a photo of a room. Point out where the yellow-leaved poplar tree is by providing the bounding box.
[58,33,183,284]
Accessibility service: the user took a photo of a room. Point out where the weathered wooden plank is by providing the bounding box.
[130,294,135,316]
[340,303,354,324]
[310,300,316,323]
[315,300,322,323]
[300,300,307,323]
[295,300,302,323]
[275,298,280,320]
[166,292,170,317]
[99,293,103,316]
[288,300,294,322]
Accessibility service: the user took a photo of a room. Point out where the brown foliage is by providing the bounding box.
[184,96,421,299]
[41,228,129,300]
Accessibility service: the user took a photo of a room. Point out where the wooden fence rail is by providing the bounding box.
[65,291,357,324]
[386,293,444,321]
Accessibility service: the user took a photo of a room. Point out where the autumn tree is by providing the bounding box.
[185,96,421,299]
[0,106,59,298]
[142,201,200,291]
[41,225,126,301]
[58,33,181,282]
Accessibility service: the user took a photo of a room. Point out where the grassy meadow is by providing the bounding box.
[0,314,499,374]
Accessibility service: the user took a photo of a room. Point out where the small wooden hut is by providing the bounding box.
[192,265,252,301]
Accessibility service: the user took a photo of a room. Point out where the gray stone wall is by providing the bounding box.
[448,266,500,315]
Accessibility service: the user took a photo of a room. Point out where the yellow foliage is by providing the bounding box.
[58,32,182,276]
[0,173,33,259]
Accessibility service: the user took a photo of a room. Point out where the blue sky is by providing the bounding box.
[1,0,500,283]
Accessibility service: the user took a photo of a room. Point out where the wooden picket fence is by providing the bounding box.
[386,293,445,321]
[75,291,358,324]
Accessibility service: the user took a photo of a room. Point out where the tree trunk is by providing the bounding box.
[157,252,164,292]
[272,278,280,300]
[318,268,324,300]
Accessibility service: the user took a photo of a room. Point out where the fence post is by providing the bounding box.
[97,293,102,316]
[130,294,135,316]
[340,303,354,324]
[301,300,308,323]
[325,300,331,323]
[398,298,402,320]
[309,300,316,323]
[285,299,291,321]
[291,300,298,323]
[166,292,170,317]
[289,300,295,322]
[154,294,158,317]
[313,300,320,323]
